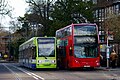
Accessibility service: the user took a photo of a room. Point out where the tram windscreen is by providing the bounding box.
[38,38,55,57]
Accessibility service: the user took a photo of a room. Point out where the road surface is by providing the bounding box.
[0,63,120,80]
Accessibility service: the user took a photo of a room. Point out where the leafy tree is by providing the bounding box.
[22,0,94,36]
[8,38,25,61]
[17,16,31,40]
[8,16,30,61]
[49,0,95,36]
[25,0,55,36]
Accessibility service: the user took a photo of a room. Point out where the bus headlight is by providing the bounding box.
[96,63,100,66]
[95,60,100,66]
[95,60,99,63]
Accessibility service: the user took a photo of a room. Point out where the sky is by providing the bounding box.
[8,0,28,17]
[0,0,28,29]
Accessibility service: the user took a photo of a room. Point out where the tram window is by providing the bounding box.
[32,46,36,59]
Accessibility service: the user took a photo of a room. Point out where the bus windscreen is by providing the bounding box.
[74,25,97,36]
[74,45,98,58]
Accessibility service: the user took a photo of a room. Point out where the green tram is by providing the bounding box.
[19,37,57,69]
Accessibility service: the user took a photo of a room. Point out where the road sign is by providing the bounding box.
[106,47,109,59]
[4,54,8,58]
[0,53,1,57]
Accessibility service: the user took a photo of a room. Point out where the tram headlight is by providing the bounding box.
[51,60,56,64]
[38,60,42,63]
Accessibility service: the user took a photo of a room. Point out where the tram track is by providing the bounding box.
[2,63,120,80]
[3,63,22,80]
[2,63,44,80]
[12,64,45,80]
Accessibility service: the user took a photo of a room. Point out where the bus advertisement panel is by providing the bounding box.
[56,23,100,69]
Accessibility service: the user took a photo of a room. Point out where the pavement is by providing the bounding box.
[0,60,120,71]
[97,67,120,71]
[0,60,17,63]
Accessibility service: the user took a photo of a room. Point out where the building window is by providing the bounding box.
[119,4,120,12]
[101,9,105,18]
[105,8,107,19]
[99,31,105,35]
[106,7,109,18]
[98,22,102,30]
[99,9,102,17]
[92,0,97,4]
[113,5,116,14]
[99,25,102,30]
[115,4,119,14]
[95,10,98,18]
[100,36,105,43]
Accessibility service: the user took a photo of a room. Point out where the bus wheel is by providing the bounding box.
[89,67,95,70]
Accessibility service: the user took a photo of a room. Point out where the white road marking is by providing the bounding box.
[12,65,44,80]
[3,63,22,80]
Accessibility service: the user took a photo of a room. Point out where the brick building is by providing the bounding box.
[0,31,9,59]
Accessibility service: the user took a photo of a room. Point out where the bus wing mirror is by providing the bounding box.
[70,47,72,50]
[32,46,36,50]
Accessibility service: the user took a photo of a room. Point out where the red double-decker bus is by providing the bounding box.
[56,23,100,69]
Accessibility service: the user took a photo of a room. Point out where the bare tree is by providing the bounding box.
[0,0,12,15]
[105,12,120,41]
[9,19,22,32]
[0,0,12,31]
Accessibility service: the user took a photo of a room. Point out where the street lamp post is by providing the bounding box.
[31,23,43,37]
[106,30,109,68]
[35,24,43,36]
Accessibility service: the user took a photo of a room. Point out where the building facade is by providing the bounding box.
[0,31,9,60]
[94,0,120,66]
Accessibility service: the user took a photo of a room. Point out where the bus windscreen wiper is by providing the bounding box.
[40,55,47,59]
